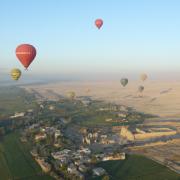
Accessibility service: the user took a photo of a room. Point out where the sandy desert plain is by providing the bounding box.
[23,80,180,174]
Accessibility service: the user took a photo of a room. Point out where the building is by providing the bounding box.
[78,148,91,155]
[78,164,88,173]
[35,158,51,173]
[102,153,125,161]
[67,163,77,174]
[29,123,39,130]
[35,133,47,141]
[30,149,38,157]
[10,112,25,119]
[117,112,127,118]
[49,105,55,110]
[55,129,62,139]
[51,149,71,160]
[120,126,135,141]
[93,167,106,176]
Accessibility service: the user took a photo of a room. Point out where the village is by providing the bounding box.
[9,96,180,179]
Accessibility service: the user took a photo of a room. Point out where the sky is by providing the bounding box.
[1,0,180,80]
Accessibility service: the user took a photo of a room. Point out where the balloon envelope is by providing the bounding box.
[11,68,21,81]
[67,91,76,100]
[140,73,148,81]
[95,19,103,29]
[120,78,128,87]
[138,85,144,92]
[16,44,36,69]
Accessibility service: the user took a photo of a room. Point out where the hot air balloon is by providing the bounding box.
[95,19,103,29]
[67,91,76,100]
[138,85,144,93]
[86,88,91,93]
[11,68,21,81]
[16,44,36,69]
[140,73,148,82]
[120,78,128,87]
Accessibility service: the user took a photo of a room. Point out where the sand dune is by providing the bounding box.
[23,80,180,117]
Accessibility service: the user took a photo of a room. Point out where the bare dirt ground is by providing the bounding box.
[129,139,180,174]
[24,80,180,117]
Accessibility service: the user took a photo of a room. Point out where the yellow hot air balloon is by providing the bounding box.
[140,73,148,82]
[67,91,76,100]
[11,68,21,81]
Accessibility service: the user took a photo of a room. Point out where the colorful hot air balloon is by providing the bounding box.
[16,44,36,69]
[120,78,128,87]
[138,85,144,93]
[140,73,148,82]
[95,19,103,29]
[67,91,76,100]
[11,68,21,81]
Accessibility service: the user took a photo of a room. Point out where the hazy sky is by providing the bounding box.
[1,0,180,79]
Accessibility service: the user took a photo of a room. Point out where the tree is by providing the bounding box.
[91,155,98,164]
[102,175,110,180]
[0,127,5,136]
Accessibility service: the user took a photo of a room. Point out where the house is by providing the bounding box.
[35,158,51,173]
[105,118,112,122]
[30,149,38,157]
[81,157,91,163]
[10,112,25,119]
[49,105,55,110]
[102,153,125,161]
[120,126,135,141]
[20,137,27,143]
[40,104,44,109]
[78,148,91,155]
[75,172,85,180]
[35,133,47,141]
[51,149,71,160]
[67,163,77,174]
[55,129,62,139]
[81,98,91,106]
[83,137,91,145]
[27,109,34,113]
[101,135,107,139]
[93,167,106,176]
[29,123,39,130]
[78,164,88,173]
[117,112,127,118]
[74,160,82,166]
[119,105,128,112]
[54,141,61,148]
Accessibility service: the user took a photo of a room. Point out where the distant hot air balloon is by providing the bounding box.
[140,73,148,82]
[138,85,144,93]
[11,68,21,81]
[86,88,91,93]
[16,44,36,69]
[95,19,103,29]
[67,91,76,100]
[120,78,128,87]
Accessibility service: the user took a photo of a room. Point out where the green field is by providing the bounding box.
[0,86,37,116]
[0,132,54,180]
[93,155,180,180]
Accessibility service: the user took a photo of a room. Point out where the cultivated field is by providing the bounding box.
[0,132,53,180]
[93,155,180,180]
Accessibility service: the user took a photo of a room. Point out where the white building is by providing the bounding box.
[35,133,47,141]
[10,112,25,119]
[93,167,106,176]
[102,153,126,161]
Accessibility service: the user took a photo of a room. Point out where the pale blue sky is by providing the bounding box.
[1,0,180,78]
